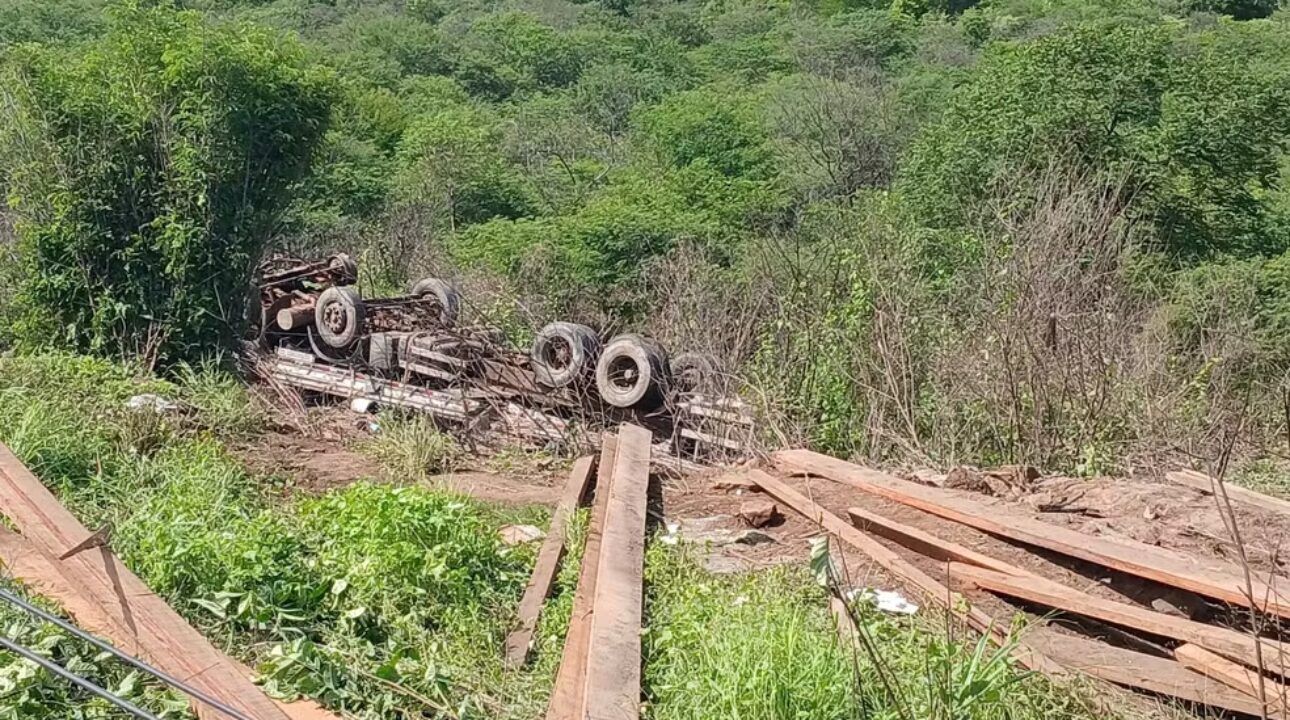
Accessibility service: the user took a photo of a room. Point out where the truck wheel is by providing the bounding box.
[670,352,719,396]
[328,253,359,285]
[532,322,600,388]
[409,277,461,325]
[596,333,669,409]
[315,286,366,349]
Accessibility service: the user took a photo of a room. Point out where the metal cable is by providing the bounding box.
[0,588,253,720]
[0,633,160,720]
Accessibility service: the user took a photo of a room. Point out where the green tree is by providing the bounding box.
[1,2,334,363]
[901,24,1290,259]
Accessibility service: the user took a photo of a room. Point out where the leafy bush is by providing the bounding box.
[1,2,334,364]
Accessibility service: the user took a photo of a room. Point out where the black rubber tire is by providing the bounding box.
[531,322,600,388]
[314,286,366,349]
[670,352,719,395]
[408,277,461,325]
[595,333,669,409]
[328,253,359,285]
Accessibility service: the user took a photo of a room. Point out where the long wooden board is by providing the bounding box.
[583,423,652,720]
[0,527,340,720]
[505,455,597,667]
[1168,469,1290,518]
[747,470,1065,675]
[950,562,1290,676]
[546,436,617,720]
[775,449,1290,620]
[1175,642,1288,715]
[846,506,1036,578]
[0,444,292,720]
[1025,629,1272,717]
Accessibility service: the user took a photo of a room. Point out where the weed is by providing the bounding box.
[359,412,463,480]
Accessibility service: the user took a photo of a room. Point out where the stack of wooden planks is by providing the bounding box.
[755,449,1290,719]
[505,423,652,720]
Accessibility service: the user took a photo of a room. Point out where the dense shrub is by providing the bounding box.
[0,2,334,364]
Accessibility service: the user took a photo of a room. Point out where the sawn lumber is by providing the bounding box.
[775,449,1290,620]
[0,443,298,720]
[505,454,597,668]
[1167,469,1290,518]
[583,423,652,720]
[949,561,1290,677]
[1175,643,1288,716]
[746,470,1065,675]
[1025,629,1273,718]
[546,435,616,720]
[845,506,1035,578]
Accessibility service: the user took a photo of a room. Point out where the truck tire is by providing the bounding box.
[315,286,366,349]
[328,253,359,285]
[532,322,600,388]
[596,333,669,409]
[408,277,460,325]
[670,352,719,395]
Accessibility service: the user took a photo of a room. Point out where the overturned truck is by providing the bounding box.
[246,254,752,459]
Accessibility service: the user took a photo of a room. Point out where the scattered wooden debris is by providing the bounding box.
[1174,643,1289,714]
[0,444,326,720]
[1168,469,1290,518]
[950,562,1290,677]
[746,470,1065,675]
[776,449,1290,620]
[845,506,1035,578]
[505,455,597,667]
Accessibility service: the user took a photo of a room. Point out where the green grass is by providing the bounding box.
[642,544,1110,720]
[357,411,464,480]
[0,352,544,718]
[0,351,1116,720]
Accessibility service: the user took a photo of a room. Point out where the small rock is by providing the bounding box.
[733,529,775,546]
[499,525,546,546]
[738,499,780,528]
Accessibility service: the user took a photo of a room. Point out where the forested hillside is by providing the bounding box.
[2,0,1289,473]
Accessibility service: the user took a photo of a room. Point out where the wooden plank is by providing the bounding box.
[950,562,1290,677]
[846,507,1036,578]
[776,449,1290,620]
[1175,643,1289,715]
[583,424,652,720]
[546,436,617,720]
[1168,469,1290,518]
[1026,629,1272,718]
[0,444,292,720]
[505,455,597,668]
[0,527,342,720]
[747,470,1064,675]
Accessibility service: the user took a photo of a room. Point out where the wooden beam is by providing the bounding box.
[846,506,1035,578]
[1168,469,1290,518]
[775,449,1290,620]
[0,527,342,720]
[583,424,652,720]
[0,444,293,720]
[505,455,597,668]
[1025,629,1272,718]
[747,470,1064,675]
[1175,643,1288,717]
[546,436,616,720]
[950,561,1290,677]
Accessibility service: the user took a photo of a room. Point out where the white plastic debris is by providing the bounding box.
[124,394,178,414]
[858,588,919,615]
[659,521,681,545]
[499,525,546,546]
[350,398,376,414]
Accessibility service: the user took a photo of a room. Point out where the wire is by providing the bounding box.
[0,589,253,720]
[0,633,161,720]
